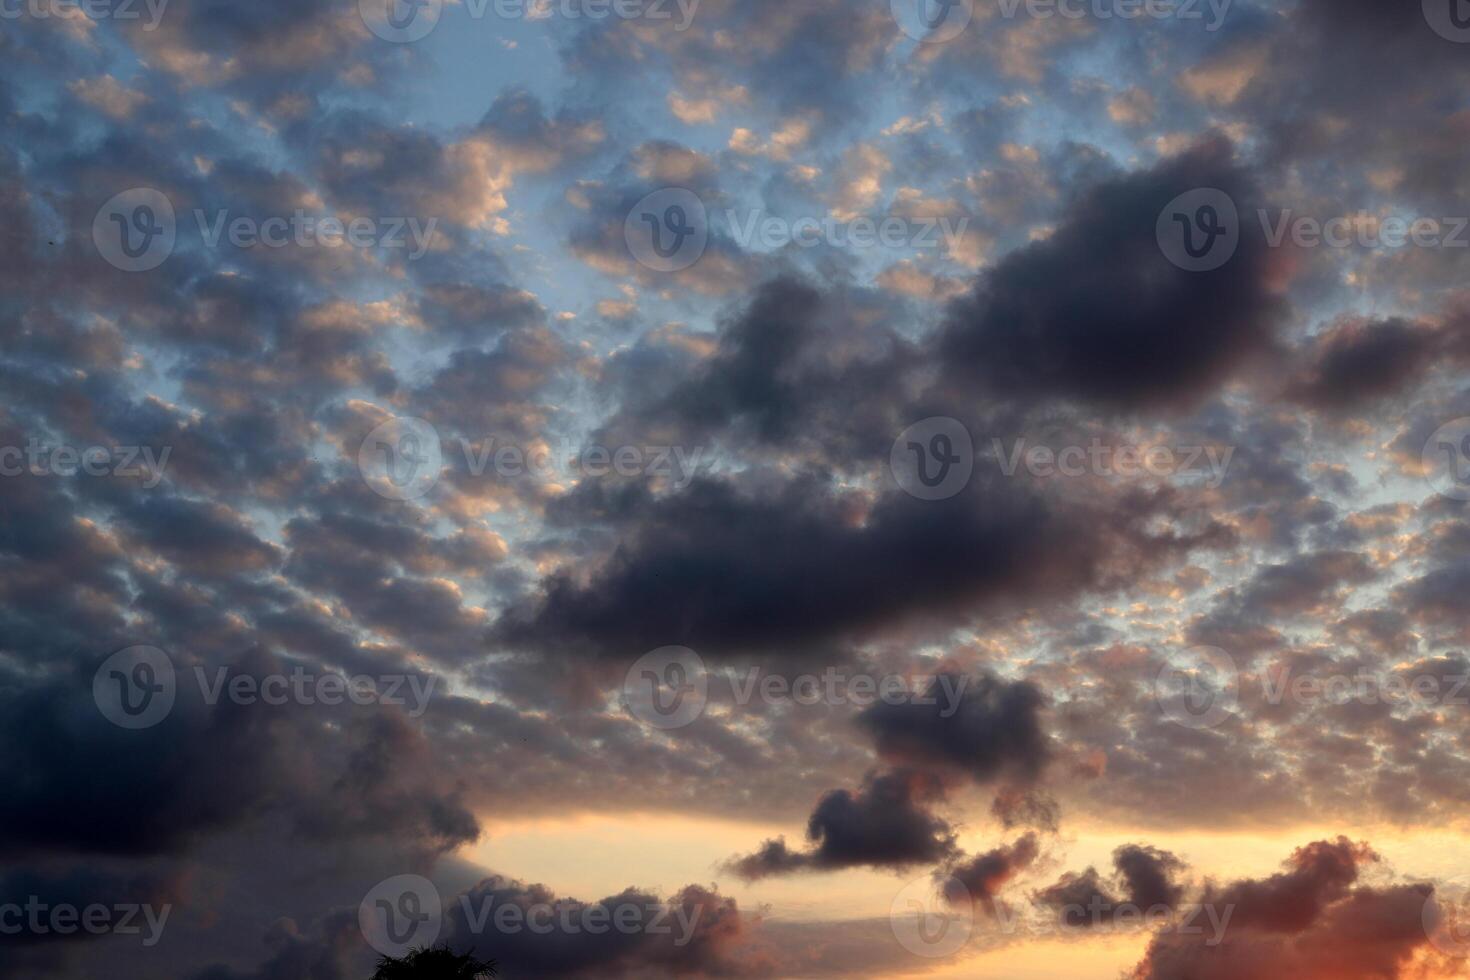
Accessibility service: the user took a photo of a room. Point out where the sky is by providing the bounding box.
[3,0,1470,977]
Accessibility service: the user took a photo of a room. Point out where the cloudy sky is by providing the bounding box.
[4,0,1470,976]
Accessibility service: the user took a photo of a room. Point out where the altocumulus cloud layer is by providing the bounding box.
[3,0,1470,976]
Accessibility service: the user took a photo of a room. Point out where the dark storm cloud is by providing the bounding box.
[1130,839,1440,980]
[444,877,755,978]
[494,473,1230,662]
[941,833,1041,909]
[937,138,1283,410]
[1034,844,1188,924]
[188,911,360,980]
[600,276,922,462]
[857,672,1051,785]
[1287,315,1470,410]
[726,769,957,879]
[0,649,476,860]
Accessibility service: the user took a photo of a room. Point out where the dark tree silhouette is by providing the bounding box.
[370,944,497,979]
